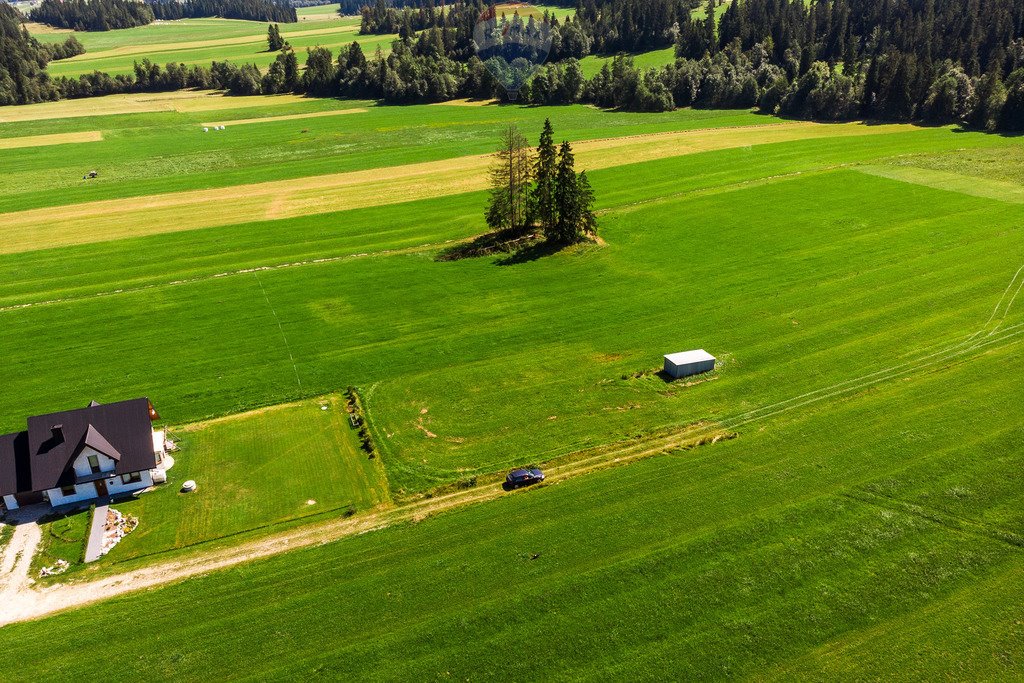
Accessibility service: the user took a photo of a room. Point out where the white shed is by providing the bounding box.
[663,349,716,379]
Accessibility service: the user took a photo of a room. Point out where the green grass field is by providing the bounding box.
[30,3,575,78]
[107,396,390,563]
[35,396,389,575]
[0,61,1023,677]
[579,46,677,77]
[35,16,396,77]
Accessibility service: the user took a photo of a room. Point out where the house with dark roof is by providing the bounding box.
[0,398,166,512]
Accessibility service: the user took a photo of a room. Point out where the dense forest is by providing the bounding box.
[29,0,295,30]
[1,3,51,105]
[4,0,1024,130]
[30,0,154,31]
[149,0,296,24]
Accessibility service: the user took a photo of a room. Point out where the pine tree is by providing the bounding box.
[532,119,558,236]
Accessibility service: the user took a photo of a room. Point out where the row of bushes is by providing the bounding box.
[344,387,377,460]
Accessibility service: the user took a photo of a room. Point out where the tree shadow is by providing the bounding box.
[495,239,569,265]
[435,228,535,262]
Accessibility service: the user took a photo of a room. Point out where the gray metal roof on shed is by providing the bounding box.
[664,349,716,365]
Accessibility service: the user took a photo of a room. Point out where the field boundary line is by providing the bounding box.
[254,273,302,389]
[843,489,1024,549]
[200,108,368,128]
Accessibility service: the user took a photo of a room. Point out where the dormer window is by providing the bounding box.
[87,454,101,474]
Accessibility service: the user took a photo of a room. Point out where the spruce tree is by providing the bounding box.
[533,119,558,236]
[267,24,284,52]
[703,0,717,55]
[553,140,581,244]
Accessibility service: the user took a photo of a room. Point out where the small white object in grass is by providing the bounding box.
[203,127,209,132]
[306,499,316,505]
[321,405,328,411]
[181,480,197,493]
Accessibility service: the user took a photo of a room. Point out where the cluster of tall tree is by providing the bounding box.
[267,23,286,51]
[486,120,597,245]
[149,0,296,23]
[354,1,592,62]
[575,0,697,54]
[42,36,87,62]
[666,0,1024,128]
[30,0,154,31]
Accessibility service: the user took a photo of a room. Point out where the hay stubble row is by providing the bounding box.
[0,130,103,150]
[0,122,919,254]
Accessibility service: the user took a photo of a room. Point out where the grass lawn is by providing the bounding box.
[579,46,677,77]
[104,395,389,564]
[29,510,90,576]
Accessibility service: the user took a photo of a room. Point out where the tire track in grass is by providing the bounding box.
[724,262,1024,426]
[0,238,463,314]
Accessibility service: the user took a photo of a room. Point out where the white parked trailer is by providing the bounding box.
[663,349,716,379]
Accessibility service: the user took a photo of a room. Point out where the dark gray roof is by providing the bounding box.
[15,398,158,494]
[0,431,30,498]
[82,424,121,461]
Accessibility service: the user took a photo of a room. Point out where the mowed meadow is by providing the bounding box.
[0,89,1023,677]
[28,8,391,77]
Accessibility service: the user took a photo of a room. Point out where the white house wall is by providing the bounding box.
[71,446,116,479]
[45,469,153,507]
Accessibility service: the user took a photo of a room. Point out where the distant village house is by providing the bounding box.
[0,398,166,512]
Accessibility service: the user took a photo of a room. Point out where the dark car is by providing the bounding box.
[505,468,545,489]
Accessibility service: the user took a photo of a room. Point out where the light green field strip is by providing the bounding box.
[0,122,921,255]
[61,24,359,63]
[0,91,312,123]
[0,130,102,150]
[856,164,1024,203]
[200,107,367,128]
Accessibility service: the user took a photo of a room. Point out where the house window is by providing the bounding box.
[87,454,101,474]
[121,472,142,485]
[60,485,76,496]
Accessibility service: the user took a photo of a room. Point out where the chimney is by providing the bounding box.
[51,424,64,443]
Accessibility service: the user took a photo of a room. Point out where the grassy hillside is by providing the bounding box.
[30,3,576,78]
[0,76,1022,676]
[579,46,676,77]
[0,334,1021,678]
[36,16,395,77]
